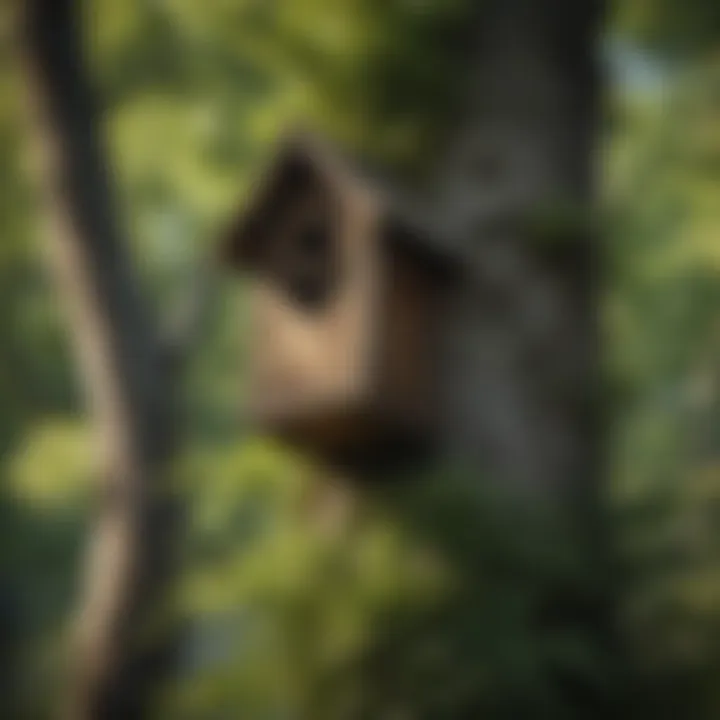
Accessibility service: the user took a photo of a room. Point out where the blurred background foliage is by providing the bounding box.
[0,0,719,717]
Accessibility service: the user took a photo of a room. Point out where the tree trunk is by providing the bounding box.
[438,0,603,504]
[351,3,618,716]
[22,1,182,717]
[433,0,617,712]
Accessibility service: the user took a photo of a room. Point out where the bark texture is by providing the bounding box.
[431,0,615,713]
[23,1,182,718]
[437,0,604,505]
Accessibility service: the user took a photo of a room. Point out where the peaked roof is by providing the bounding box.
[219,132,460,280]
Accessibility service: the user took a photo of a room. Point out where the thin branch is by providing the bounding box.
[21,1,181,718]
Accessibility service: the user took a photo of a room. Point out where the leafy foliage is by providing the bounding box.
[0,0,719,718]
[618,0,720,57]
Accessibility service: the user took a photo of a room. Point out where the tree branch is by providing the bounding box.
[21,1,181,717]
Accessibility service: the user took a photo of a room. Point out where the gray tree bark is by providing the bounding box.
[433,0,616,712]
[22,1,185,717]
[357,1,615,716]
[437,0,603,504]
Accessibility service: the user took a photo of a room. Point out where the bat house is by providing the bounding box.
[221,136,456,463]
